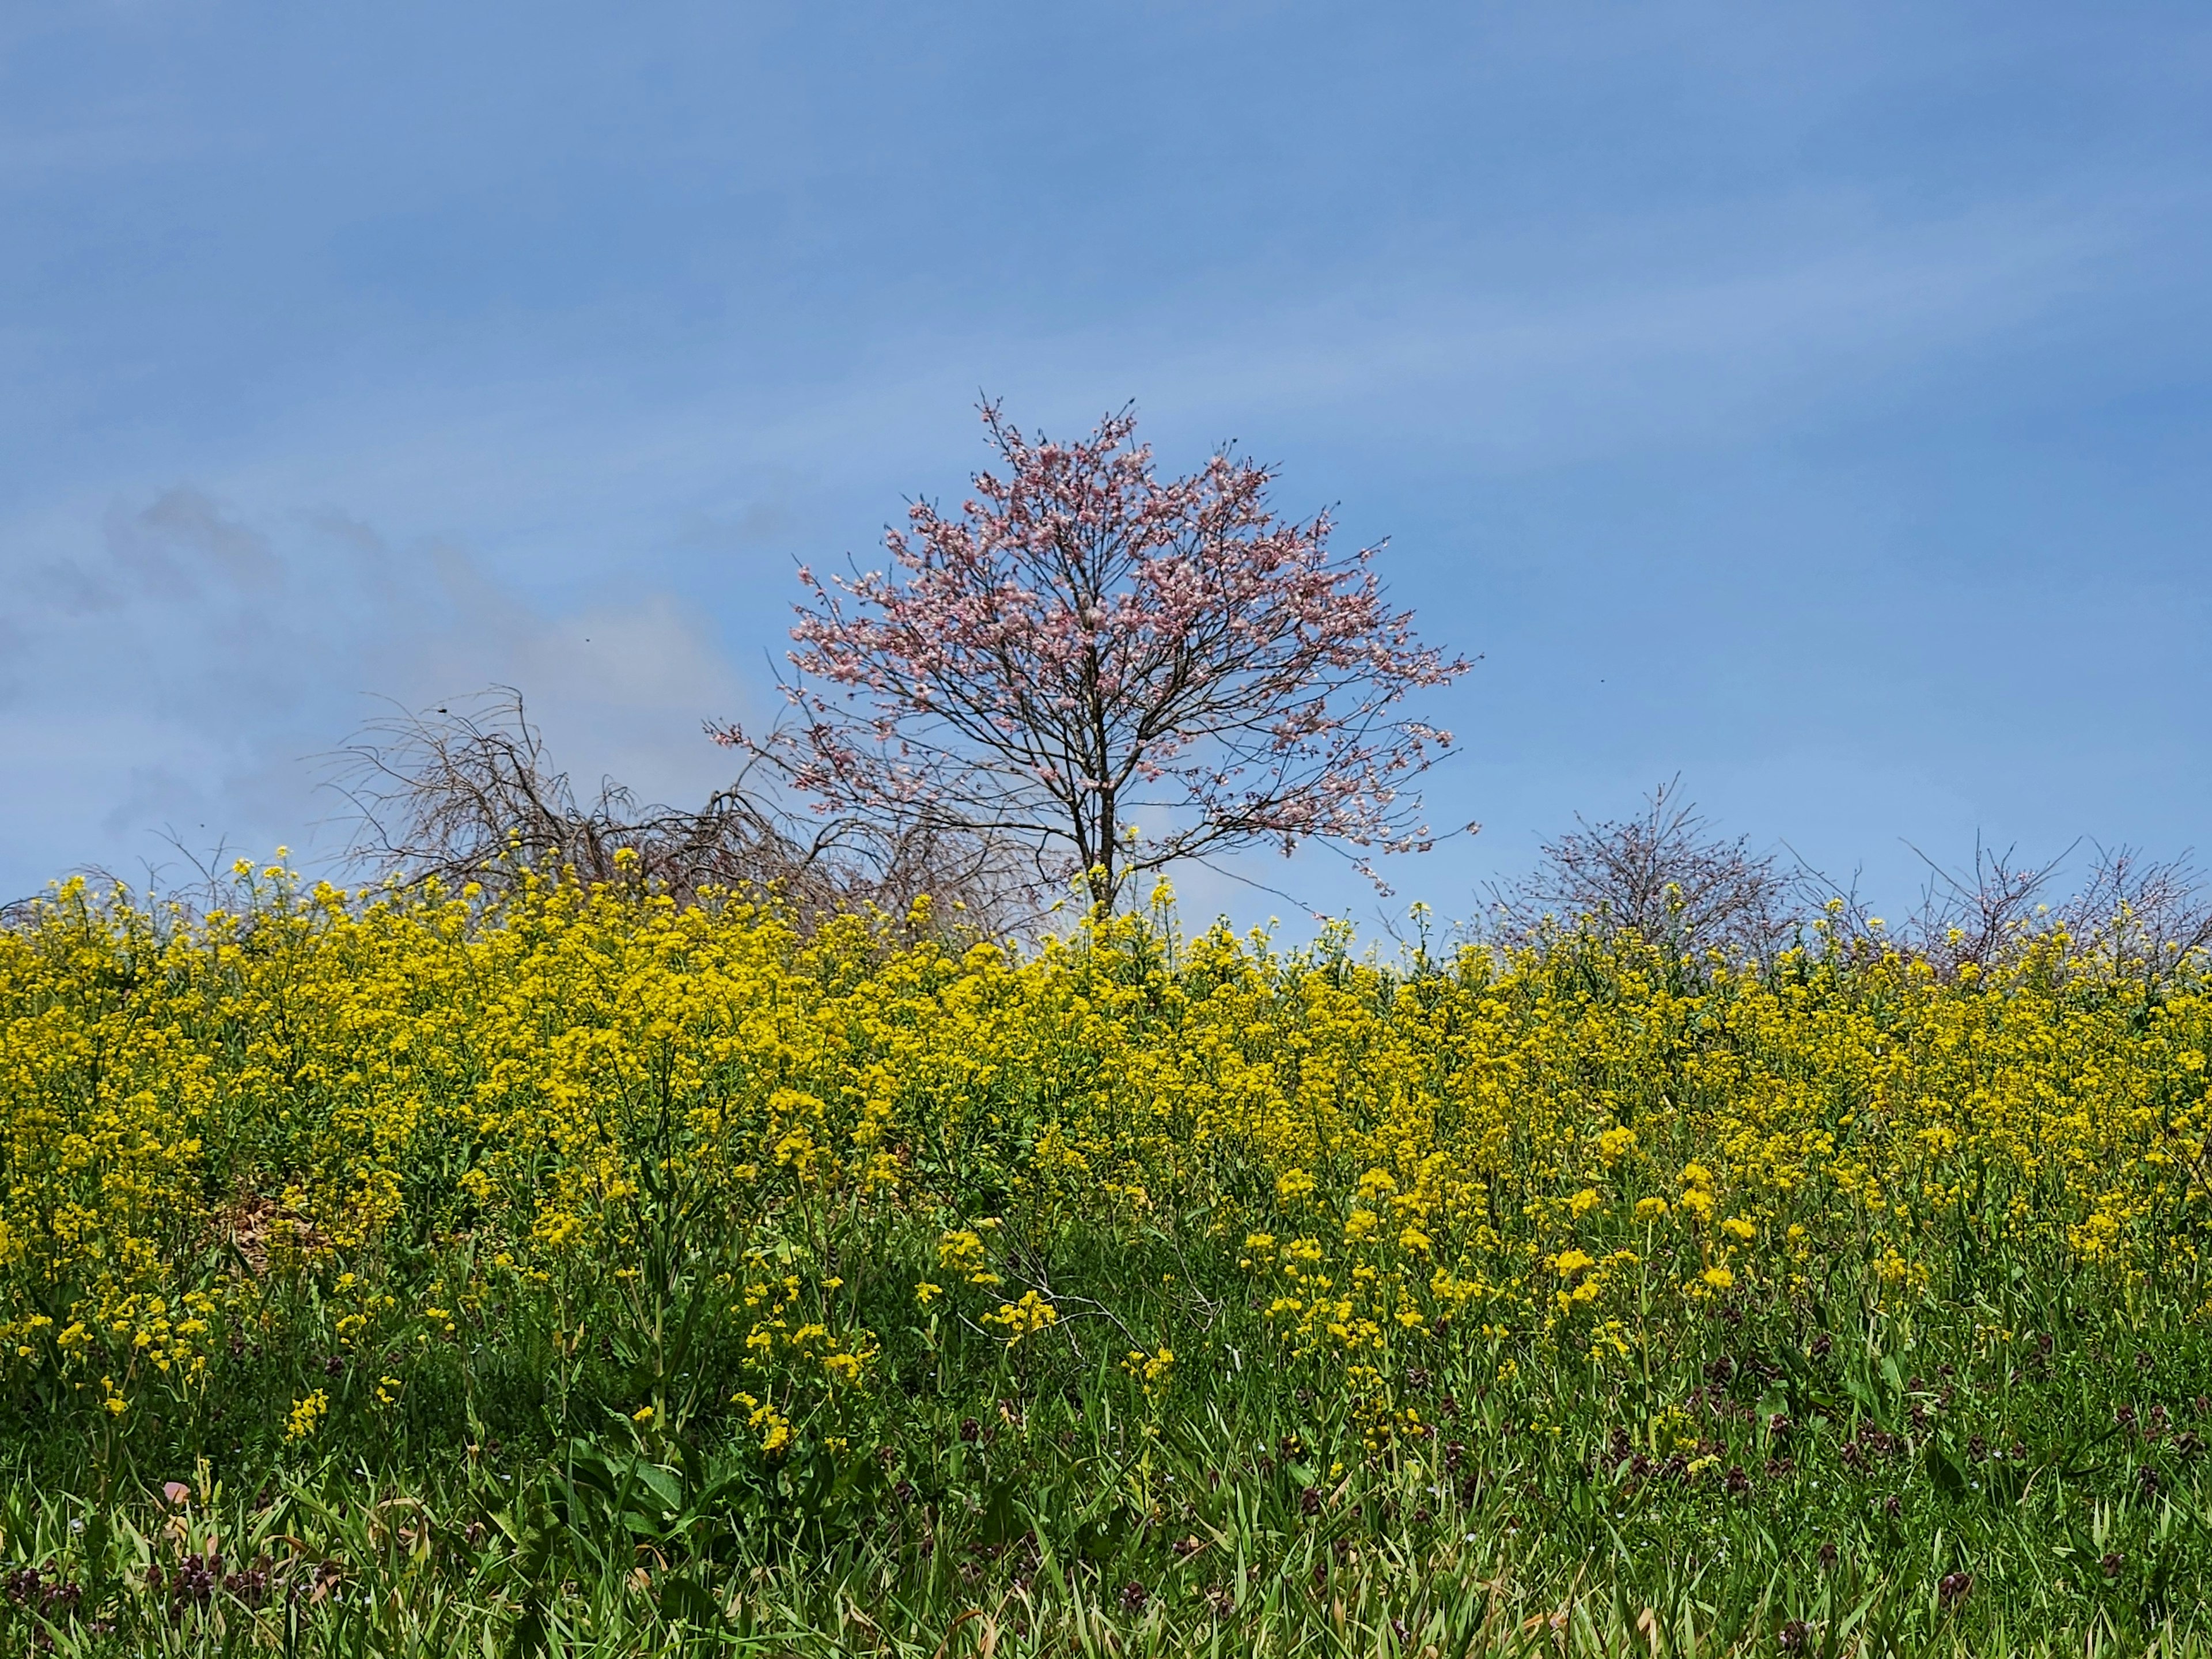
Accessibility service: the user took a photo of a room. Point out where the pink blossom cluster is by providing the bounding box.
[713,402,1472,905]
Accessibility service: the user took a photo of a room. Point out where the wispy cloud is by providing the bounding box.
[0,484,755,898]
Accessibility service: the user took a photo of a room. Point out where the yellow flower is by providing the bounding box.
[983,1290,1059,1345]
[286,1389,329,1441]
[1122,1346,1174,1393]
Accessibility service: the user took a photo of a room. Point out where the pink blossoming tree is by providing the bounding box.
[713,403,1473,910]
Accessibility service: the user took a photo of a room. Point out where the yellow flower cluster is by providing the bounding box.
[286,1388,329,1441]
[2,866,2207,1433]
[984,1289,1059,1345]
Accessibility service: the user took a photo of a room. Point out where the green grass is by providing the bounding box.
[6,1213,2212,1656]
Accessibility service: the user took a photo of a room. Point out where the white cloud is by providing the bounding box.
[0,484,756,897]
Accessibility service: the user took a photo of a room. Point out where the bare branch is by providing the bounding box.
[2059,842,2212,977]
[1899,835,2076,975]
[324,688,1036,932]
[1482,778,1802,966]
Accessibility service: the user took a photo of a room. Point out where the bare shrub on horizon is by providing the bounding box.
[1896,836,2075,976]
[2059,842,2212,976]
[1483,787,2212,983]
[328,688,1035,932]
[1480,777,1803,965]
[1889,838,2210,980]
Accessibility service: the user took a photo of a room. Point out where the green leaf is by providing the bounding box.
[658,1573,725,1628]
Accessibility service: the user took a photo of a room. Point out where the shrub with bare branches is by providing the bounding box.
[1895,838,2074,977]
[2059,842,2212,978]
[1482,778,1802,965]
[328,690,1033,931]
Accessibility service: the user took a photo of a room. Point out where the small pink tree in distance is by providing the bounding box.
[712,402,1474,911]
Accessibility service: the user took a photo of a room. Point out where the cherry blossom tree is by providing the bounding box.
[712,403,1473,910]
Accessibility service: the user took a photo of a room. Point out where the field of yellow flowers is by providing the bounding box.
[2,863,2210,1656]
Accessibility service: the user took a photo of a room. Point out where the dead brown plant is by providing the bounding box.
[325,688,1036,933]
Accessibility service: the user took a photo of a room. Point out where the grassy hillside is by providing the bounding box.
[2,865,2209,1655]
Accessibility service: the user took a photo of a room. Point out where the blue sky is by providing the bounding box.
[4,1,2209,929]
